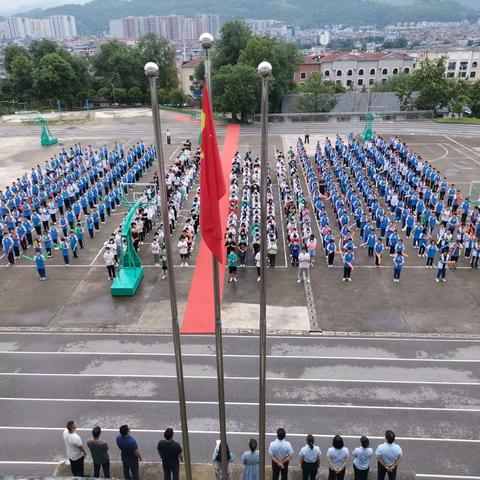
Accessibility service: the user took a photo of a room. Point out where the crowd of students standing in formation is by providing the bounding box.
[63,420,403,480]
[280,134,480,283]
[0,138,203,281]
[0,141,155,278]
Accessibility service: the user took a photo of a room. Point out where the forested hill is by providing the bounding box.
[17,0,479,36]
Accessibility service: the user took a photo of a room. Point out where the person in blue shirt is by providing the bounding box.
[389,231,399,256]
[376,430,402,480]
[353,436,374,480]
[405,212,415,238]
[418,233,428,257]
[393,252,405,282]
[342,247,354,282]
[60,238,70,265]
[374,238,384,266]
[2,232,15,265]
[426,240,438,268]
[66,209,75,230]
[69,233,79,258]
[361,230,376,258]
[42,232,53,257]
[326,238,336,267]
[327,435,349,480]
[59,215,68,237]
[412,223,423,249]
[116,425,141,480]
[269,428,293,480]
[34,251,46,280]
[299,434,321,480]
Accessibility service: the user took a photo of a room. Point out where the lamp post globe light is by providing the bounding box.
[144,61,159,78]
[199,32,214,50]
[258,61,273,78]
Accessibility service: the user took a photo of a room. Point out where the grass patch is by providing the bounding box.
[434,117,480,125]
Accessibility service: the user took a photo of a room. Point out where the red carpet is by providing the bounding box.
[181,124,240,333]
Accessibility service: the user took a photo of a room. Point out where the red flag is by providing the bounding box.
[200,84,226,263]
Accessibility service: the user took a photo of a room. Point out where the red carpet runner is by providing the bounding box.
[181,124,240,333]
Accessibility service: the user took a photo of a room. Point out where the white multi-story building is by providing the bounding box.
[109,14,219,41]
[419,47,480,82]
[4,15,77,39]
[295,51,415,90]
[49,15,77,38]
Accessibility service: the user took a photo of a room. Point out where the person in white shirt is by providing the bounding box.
[103,247,116,280]
[298,246,311,284]
[63,420,86,477]
[255,251,261,282]
[327,435,349,480]
[178,235,189,266]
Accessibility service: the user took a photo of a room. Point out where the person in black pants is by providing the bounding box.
[63,420,86,477]
[375,430,402,480]
[87,426,110,478]
[157,427,183,480]
[116,425,142,480]
[269,428,293,480]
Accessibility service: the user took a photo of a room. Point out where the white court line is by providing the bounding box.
[2,397,480,413]
[444,138,480,167]
[444,136,480,159]
[0,426,477,444]
[2,332,480,342]
[1,373,480,386]
[2,350,480,362]
[430,144,449,162]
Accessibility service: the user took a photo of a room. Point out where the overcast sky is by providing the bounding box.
[0,0,89,15]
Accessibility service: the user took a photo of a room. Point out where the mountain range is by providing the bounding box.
[15,0,480,36]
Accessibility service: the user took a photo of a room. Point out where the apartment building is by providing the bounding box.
[3,15,77,39]
[419,47,480,81]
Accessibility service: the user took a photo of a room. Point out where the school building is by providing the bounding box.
[295,51,416,90]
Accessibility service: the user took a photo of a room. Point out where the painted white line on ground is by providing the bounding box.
[417,475,480,480]
[1,332,480,342]
[444,137,480,167]
[444,136,480,159]
[1,373,480,386]
[2,350,480,362]
[430,144,449,162]
[1,397,479,413]
[0,461,59,465]
[0,426,477,444]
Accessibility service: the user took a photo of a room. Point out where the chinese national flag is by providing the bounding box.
[200,84,226,263]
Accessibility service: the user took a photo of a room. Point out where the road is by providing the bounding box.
[0,331,479,479]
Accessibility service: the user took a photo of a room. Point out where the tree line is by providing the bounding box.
[0,35,182,112]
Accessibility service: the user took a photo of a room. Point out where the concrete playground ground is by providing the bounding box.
[0,113,479,335]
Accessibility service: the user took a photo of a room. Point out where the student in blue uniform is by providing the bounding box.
[34,250,46,280]
[2,232,14,265]
[326,238,336,267]
[393,252,405,283]
[374,238,384,266]
[60,238,70,265]
[69,233,79,258]
[342,247,354,282]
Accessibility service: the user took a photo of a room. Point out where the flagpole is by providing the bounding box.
[144,62,192,480]
[258,61,272,480]
[200,32,229,480]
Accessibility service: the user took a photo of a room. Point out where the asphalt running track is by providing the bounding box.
[1,332,480,479]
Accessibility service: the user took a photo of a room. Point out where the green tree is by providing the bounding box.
[33,53,77,105]
[9,55,35,98]
[373,73,410,92]
[4,45,30,74]
[128,86,144,104]
[402,59,450,113]
[137,34,178,91]
[212,63,261,122]
[30,39,58,62]
[238,36,300,111]
[169,89,186,106]
[294,72,337,112]
[214,19,252,68]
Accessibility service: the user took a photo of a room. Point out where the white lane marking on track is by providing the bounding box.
[0,426,478,444]
[2,332,480,342]
[2,397,480,413]
[1,373,480,386]
[2,351,480,362]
